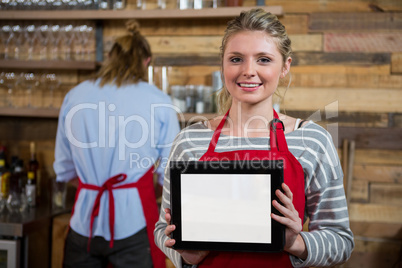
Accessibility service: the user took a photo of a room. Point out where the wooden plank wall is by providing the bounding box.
[1,0,401,267]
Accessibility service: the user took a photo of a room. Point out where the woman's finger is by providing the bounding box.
[164,238,176,248]
[165,208,171,224]
[272,199,297,220]
[281,183,293,201]
[271,212,293,226]
[164,224,176,237]
[275,189,295,211]
[271,212,302,233]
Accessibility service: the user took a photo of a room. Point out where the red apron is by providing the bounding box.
[197,109,305,267]
[71,167,165,268]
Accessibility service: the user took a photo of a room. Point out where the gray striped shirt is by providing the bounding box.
[154,121,354,267]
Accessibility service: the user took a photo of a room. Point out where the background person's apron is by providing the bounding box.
[197,110,305,267]
[71,167,166,268]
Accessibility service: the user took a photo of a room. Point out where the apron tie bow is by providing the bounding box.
[73,167,166,267]
[84,173,128,250]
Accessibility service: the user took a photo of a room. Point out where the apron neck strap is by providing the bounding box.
[205,109,230,155]
[270,110,287,151]
[206,109,288,153]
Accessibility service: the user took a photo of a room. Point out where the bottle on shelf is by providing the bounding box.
[6,158,27,214]
[185,85,195,113]
[26,141,39,208]
[171,85,186,113]
[0,146,10,213]
[195,85,205,114]
[211,71,223,113]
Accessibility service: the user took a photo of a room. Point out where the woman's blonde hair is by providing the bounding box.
[216,8,292,114]
[95,20,152,87]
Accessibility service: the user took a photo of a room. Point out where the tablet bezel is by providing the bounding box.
[169,160,285,253]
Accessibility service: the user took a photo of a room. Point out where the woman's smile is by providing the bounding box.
[237,82,263,91]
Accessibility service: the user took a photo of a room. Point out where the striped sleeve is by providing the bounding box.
[288,123,354,267]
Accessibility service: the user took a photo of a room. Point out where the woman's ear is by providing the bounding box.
[280,69,287,78]
[281,57,292,78]
[143,57,151,67]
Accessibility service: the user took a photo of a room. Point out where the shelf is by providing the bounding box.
[0,6,283,20]
[0,107,59,118]
[0,60,97,70]
[180,112,217,122]
[0,107,218,121]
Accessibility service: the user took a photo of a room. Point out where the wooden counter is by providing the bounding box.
[0,206,70,268]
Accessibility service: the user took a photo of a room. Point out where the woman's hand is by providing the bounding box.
[164,208,210,265]
[271,183,307,260]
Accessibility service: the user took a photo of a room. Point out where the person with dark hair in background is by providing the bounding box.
[154,8,354,268]
[54,20,179,268]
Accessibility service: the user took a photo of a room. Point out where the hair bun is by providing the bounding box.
[126,19,140,35]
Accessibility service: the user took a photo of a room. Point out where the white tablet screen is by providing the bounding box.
[180,174,272,243]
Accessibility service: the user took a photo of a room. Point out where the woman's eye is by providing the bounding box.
[230,57,242,63]
[258,57,271,63]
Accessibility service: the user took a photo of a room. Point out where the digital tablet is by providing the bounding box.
[169,160,285,252]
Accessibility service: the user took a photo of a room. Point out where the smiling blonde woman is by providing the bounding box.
[154,8,354,268]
